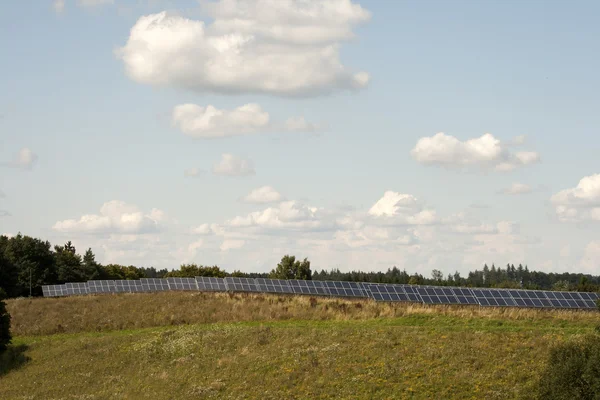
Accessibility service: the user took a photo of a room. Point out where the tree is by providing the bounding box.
[3,234,57,297]
[0,236,18,297]
[54,241,84,283]
[82,248,102,280]
[431,269,443,283]
[270,255,311,280]
[164,264,226,278]
[0,288,11,353]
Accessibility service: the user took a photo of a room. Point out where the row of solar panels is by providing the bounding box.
[41,277,600,310]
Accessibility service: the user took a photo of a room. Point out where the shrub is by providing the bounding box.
[0,289,11,353]
[535,334,600,399]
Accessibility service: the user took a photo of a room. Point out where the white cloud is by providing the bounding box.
[242,186,283,204]
[501,183,532,195]
[0,190,5,199]
[116,1,370,97]
[368,191,437,225]
[220,239,245,251]
[184,167,204,178]
[226,200,329,231]
[411,132,540,172]
[0,210,10,217]
[52,200,165,234]
[1,148,38,170]
[77,0,114,7]
[212,153,255,176]
[53,0,66,13]
[551,174,600,222]
[284,116,319,132]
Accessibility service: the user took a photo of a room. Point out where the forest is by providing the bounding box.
[1,233,598,298]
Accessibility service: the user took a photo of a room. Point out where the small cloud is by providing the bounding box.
[500,183,532,195]
[220,239,245,251]
[212,154,255,177]
[172,103,320,138]
[184,168,204,178]
[0,210,11,217]
[1,148,38,170]
[0,189,5,199]
[241,186,283,204]
[411,132,539,172]
[53,0,66,14]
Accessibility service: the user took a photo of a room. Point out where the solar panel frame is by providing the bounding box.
[87,280,116,294]
[65,282,88,296]
[450,287,479,305]
[287,279,331,296]
[321,280,368,298]
[195,276,228,291]
[255,278,294,294]
[139,278,170,292]
[224,277,261,292]
[166,277,198,291]
[365,283,411,302]
[416,286,461,305]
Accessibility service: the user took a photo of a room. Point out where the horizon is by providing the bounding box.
[1,0,599,277]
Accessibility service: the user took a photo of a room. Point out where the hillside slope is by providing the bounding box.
[2,292,599,399]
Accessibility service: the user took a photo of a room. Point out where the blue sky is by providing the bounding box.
[1,0,599,275]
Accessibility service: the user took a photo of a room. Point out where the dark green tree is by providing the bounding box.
[3,234,56,297]
[0,236,19,297]
[82,248,102,280]
[270,255,311,280]
[536,334,600,399]
[0,288,11,353]
[54,241,84,283]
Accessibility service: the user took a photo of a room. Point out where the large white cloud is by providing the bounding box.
[242,186,283,203]
[551,174,600,222]
[116,1,370,96]
[172,103,319,138]
[1,148,38,170]
[53,200,165,234]
[411,133,540,172]
[212,153,255,176]
[368,191,437,225]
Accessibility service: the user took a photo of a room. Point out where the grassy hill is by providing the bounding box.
[1,292,599,399]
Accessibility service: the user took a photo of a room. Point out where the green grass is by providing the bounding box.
[1,293,599,399]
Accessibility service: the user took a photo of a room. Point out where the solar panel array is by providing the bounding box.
[41,278,599,311]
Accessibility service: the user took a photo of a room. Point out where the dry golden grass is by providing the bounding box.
[7,291,600,336]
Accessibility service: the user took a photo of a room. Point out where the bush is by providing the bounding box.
[0,289,11,353]
[536,334,600,399]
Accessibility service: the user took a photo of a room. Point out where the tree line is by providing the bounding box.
[1,233,598,299]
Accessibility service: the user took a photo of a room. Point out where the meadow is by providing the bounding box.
[1,292,599,399]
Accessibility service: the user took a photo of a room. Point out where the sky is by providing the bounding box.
[1,0,599,276]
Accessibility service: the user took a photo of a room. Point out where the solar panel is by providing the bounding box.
[113,280,145,293]
[255,278,294,294]
[166,277,198,291]
[195,276,227,291]
[224,277,261,292]
[140,278,170,292]
[401,285,423,302]
[42,284,66,297]
[87,280,116,294]
[321,281,368,298]
[364,283,410,302]
[415,286,461,305]
[450,287,479,305]
[471,288,519,307]
[65,282,88,296]
[287,280,330,296]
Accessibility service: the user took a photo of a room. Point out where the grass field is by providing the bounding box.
[2,292,599,399]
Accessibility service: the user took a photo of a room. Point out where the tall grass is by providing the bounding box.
[7,291,600,336]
